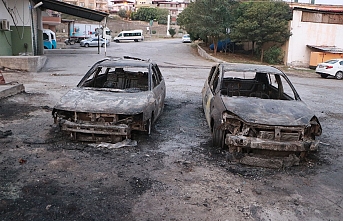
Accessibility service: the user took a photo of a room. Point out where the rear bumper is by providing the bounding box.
[225,135,319,152]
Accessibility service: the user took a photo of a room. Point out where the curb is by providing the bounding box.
[0,84,25,99]
[197,44,223,63]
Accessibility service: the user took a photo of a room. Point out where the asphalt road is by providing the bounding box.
[0,38,343,220]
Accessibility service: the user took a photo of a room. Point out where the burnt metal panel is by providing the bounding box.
[221,97,313,126]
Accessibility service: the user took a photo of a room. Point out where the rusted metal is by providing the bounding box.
[202,63,322,167]
[53,57,166,143]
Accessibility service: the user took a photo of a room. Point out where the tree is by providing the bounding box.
[177,0,237,55]
[168,28,176,37]
[156,8,169,25]
[118,9,130,20]
[132,8,157,21]
[230,1,292,62]
[131,7,169,25]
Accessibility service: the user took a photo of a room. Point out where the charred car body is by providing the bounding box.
[202,63,322,167]
[53,57,166,143]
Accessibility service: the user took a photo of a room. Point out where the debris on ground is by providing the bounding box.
[0,130,12,138]
[88,139,138,149]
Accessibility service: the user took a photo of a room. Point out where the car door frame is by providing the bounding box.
[150,63,165,122]
[202,64,219,128]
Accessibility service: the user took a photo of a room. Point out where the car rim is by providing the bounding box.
[336,72,343,80]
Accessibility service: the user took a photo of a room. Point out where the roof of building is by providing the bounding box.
[307,45,343,53]
[32,0,108,22]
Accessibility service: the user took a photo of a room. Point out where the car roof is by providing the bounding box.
[221,63,284,75]
[99,57,154,68]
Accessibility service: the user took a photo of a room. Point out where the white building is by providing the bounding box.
[284,3,343,67]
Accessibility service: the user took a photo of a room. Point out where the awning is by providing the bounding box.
[307,45,343,54]
[31,0,108,22]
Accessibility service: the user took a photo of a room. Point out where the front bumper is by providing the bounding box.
[60,120,130,142]
[226,135,319,152]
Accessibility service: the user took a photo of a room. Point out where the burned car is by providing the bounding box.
[53,56,166,143]
[202,63,322,167]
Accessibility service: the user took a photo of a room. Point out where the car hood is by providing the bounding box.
[221,97,315,126]
[54,88,155,114]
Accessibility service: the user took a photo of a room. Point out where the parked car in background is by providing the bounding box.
[113,30,144,42]
[43,29,56,49]
[182,34,191,43]
[80,37,109,47]
[52,56,166,143]
[202,63,322,168]
[315,59,343,80]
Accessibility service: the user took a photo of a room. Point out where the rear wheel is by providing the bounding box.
[212,127,225,148]
[320,74,328,78]
[335,71,343,80]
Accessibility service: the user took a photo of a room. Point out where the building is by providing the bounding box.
[62,0,109,13]
[0,0,108,71]
[284,3,343,67]
[151,0,189,24]
[109,0,135,14]
[283,0,342,5]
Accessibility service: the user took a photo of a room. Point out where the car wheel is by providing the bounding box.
[101,43,105,47]
[320,74,328,78]
[85,44,89,48]
[335,71,343,80]
[212,126,225,148]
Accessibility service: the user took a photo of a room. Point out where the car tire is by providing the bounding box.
[320,74,328,78]
[85,44,89,48]
[101,43,105,47]
[335,71,343,80]
[212,126,225,148]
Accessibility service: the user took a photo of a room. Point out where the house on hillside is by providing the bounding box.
[109,0,135,14]
[284,3,343,68]
[151,0,189,24]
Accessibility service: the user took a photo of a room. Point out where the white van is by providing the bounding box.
[113,30,144,42]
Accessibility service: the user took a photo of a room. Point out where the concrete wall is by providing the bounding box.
[0,56,47,72]
[286,10,343,67]
[0,31,12,56]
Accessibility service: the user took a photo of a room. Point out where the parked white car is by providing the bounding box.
[182,34,191,43]
[315,59,343,80]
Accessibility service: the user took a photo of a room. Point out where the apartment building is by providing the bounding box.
[62,0,109,13]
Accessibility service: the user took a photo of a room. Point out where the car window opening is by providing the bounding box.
[81,67,149,92]
[220,72,295,100]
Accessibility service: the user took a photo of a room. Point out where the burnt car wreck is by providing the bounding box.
[52,56,166,143]
[202,63,322,168]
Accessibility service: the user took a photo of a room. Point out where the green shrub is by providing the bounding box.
[263,46,284,64]
[168,28,176,37]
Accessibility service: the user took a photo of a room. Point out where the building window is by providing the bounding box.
[302,11,343,25]
[79,2,85,7]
